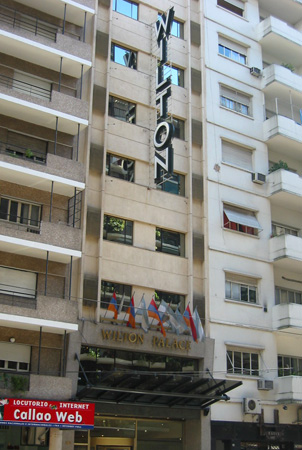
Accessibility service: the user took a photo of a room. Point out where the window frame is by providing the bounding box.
[156,227,185,257]
[103,215,133,246]
[220,86,251,117]
[155,290,185,313]
[156,169,185,196]
[278,355,302,377]
[272,222,299,237]
[101,280,132,311]
[217,0,245,17]
[109,95,136,124]
[163,65,184,87]
[218,40,247,65]
[111,42,137,69]
[275,286,302,305]
[225,278,257,304]
[227,349,259,376]
[106,153,134,182]
[172,117,185,140]
[0,196,41,229]
[0,266,37,299]
[223,204,261,236]
[112,0,138,20]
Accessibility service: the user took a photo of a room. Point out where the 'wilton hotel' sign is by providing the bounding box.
[154,8,175,181]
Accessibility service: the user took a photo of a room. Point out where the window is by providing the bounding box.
[112,0,138,20]
[155,290,185,312]
[225,273,257,304]
[227,349,259,376]
[278,355,302,377]
[172,117,185,140]
[218,36,247,64]
[171,19,184,39]
[0,267,37,299]
[103,215,133,245]
[111,43,137,69]
[156,169,185,196]
[221,140,253,171]
[272,223,298,237]
[101,280,132,310]
[0,342,30,373]
[220,86,251,116]
[217,0,245,17]
[0,197,41,229]
[164,65,184,87]
[156,228,185,257]
[223,205,261,236]
[275,287,302,305]
[106,153,134,182]
[109,96,136,124]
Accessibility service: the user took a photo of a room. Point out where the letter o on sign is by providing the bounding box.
[154,122,174,150]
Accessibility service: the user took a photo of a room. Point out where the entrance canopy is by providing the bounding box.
[77,371,242,410]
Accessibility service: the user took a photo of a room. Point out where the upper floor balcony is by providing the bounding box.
[267,169,302,211]
[0,3,93,77]
[276,376,302,403]
[257,16,302,64]
[273,303,302,334]
[262,64,302,99]
[258,0,302,29]
[269,234,302,271]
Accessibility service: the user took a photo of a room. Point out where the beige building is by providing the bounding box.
[1,0,302,449]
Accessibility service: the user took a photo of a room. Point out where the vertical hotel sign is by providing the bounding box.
[154,8,175,181]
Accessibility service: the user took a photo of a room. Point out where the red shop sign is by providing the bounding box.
[0,398,95,429]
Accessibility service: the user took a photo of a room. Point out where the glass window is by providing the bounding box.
[227,349,259,376]
[225,280,257,304]
[218,43,246,65]
[111,43,137,69]
[156,168,185,196]
[272,222,298,237]
[223,205,261,236]
[106,153,134,182]
[278,355,302,377]
[220,86,251,116]
[113,0,138,20]
[100,280,132,310]
[172,117,185,140]
[155,290,185,312]
[109,96,136,124]
[171,19,184,39]
[164,65,184,87]
[275,286,302,305]
[103,215,133,245]
[0,197,41,229]
[156,227,185,257]
[217,0,244,17]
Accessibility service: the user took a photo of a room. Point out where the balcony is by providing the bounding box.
[257,0,302,28]
[269,234,302,271]
[257,16,302,63]
[273,303,302,333]
[262,65,302,100]
[276,376,302,403]
[267,169,302,210]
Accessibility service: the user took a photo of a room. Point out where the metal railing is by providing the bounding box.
[0,137,74,162]
[265,98,302,124]
[0,73,51,100]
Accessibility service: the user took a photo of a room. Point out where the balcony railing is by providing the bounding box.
[0,73,52,100]
[0,138,73,162]
[265,98,302,124]
[0,4,82,42]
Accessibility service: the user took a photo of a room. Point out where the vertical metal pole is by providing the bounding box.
[49,181,54,223]
[62,331,67,376]
[54,117,58,155]
[76,124,80,162]
[58,57,63,92]
[275,97,278,116]
[68,256,73,300]
[62,4,66,35]
[44,251,49,296]
[289,91,294,120]
[37,326,42,374]
[73,187,77,228]
[80,65,83,99]
[83,12,87,43]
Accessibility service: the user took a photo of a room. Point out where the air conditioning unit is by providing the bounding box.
[250,67,262,77]
[244,398,261,414]
[257,379,274,391]
[252,173,266,185]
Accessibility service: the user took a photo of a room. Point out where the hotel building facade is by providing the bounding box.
[0,0,302,449]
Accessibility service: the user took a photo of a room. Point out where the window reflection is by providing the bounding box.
[106,153,134,182]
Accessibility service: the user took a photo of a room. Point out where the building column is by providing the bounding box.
[49,428,63,450]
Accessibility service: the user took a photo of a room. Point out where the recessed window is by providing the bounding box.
[225,274,257,304]
[113,0,138,20]
[155,290,185,312]
[272,223,298,237]
[221,140,253,171]
[171,19,184,39]
[223,205,261,236]
[278,355,302,377]
[227,349,259,376]
[0,197,41,229]
[101,280,132,310]
[172,117,185,140]
[0,266,37,299]
[156,228,185,257]
[156,169,185,196]
[111,43,137,69]
[164,66,184,87]
[220,86,251,116]
[0,342,30,373]
[275,287,302,305]
[218,36,247,64]
[109,96,136,124]
[217,0,245,17]
[106,153,134,182]
[103,215,133,245]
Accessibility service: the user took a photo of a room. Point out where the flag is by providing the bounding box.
[118,293,125,314]
[107,291,118,319]
[183,304,197,342]
[127,295,136,329]
[172,307,188,335]
[148,298,166,337]
[136,295,149,332]
[158,300,170,323]
[193,308,205,342]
